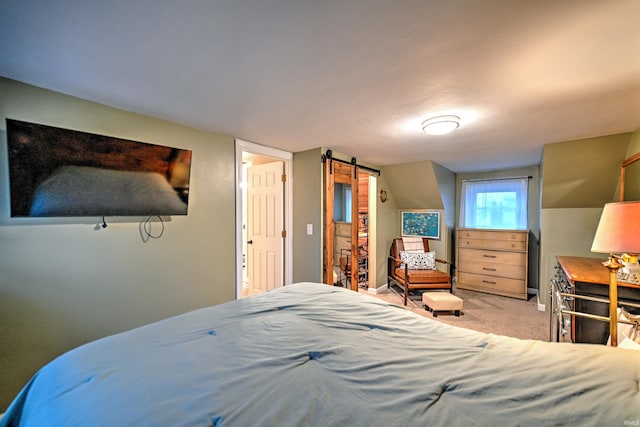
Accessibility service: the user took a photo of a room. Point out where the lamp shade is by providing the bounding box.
[591,201,640,254]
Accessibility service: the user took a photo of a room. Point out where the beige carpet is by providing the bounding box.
[363,285,549,341]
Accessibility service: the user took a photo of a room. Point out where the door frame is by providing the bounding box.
[235,139,293,299]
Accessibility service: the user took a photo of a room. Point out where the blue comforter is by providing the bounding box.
[2,283,639,426]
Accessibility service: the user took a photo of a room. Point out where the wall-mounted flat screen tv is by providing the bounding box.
[6,119,192,217]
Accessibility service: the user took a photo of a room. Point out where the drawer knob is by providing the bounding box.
[483,267,497,271]
[482,280,497,285]
[483,254,497,258]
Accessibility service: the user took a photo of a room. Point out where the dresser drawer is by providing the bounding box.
[335,235,351,250]
[458,229,526,242]
[458,258,525,280]
[458,238,526,251]
[458,248,525,266]
[335,222,351,237]
[457,272,526,298]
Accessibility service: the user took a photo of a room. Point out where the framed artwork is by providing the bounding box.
[400,210,441,240]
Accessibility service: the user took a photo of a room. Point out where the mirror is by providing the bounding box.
[621,152,640,201]
[334,183,352,223]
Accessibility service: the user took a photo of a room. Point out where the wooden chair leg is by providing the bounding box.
[403,281,408,305]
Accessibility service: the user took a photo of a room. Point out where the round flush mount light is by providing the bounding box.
[421,115,460,135]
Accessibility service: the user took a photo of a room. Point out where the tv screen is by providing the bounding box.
[6,119,192,217]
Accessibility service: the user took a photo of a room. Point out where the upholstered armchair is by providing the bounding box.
[388,237,452,305]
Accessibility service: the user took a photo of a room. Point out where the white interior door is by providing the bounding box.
[246,161,284,295]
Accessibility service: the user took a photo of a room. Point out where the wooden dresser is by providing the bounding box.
[456,228,528,299]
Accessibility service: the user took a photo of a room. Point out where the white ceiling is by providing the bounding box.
[1,1,639,172]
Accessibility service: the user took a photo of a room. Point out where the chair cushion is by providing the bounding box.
[401,236,425,252]
[400,251,436,270]
[395,267,450,285]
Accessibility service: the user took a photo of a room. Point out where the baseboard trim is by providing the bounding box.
[368,283,388,294]
[536,293,546,312]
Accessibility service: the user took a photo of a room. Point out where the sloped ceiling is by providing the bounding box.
[542,133,632,208]
[382,161,443,210]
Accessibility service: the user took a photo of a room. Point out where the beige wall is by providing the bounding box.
[0,78,236,410]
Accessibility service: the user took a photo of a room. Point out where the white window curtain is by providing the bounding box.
[459,178,528,229]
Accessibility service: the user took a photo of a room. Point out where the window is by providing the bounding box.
[333,183,353,223]
[344,186,352,223]
[459,178,528,229]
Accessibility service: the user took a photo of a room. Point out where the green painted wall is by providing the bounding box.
[292,148,323,282]
[374,172,399,289]
[0,78,236,411]
[622,130,640,201]
[539,208,603,305]
[381,161,444,209]
[432,163,456,266]
[433,162,456,229]
[542,133,632,209]
[539,132,634,307]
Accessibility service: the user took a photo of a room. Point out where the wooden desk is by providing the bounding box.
[553,256,640,344]
[556,255,640,289]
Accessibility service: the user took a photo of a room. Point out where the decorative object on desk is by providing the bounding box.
[591,201,640,347]
[617,253,640,285]
[606,307,640,347]
[400,210,440,239]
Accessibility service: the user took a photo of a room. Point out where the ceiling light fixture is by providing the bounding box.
[422,115,460,135]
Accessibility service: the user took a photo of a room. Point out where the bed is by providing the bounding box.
[2,282,639,426]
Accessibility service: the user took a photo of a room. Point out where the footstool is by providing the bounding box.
[422,292,463,317]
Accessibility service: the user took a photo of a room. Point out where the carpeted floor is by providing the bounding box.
[363,285,549,341]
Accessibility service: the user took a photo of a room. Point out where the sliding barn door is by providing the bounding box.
[324,160,359,291]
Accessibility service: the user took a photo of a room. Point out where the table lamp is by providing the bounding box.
[591,201,640,347]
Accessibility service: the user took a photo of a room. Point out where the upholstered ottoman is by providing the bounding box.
[422,292,463,317]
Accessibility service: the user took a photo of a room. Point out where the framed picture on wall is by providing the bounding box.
[400,210,441,240]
